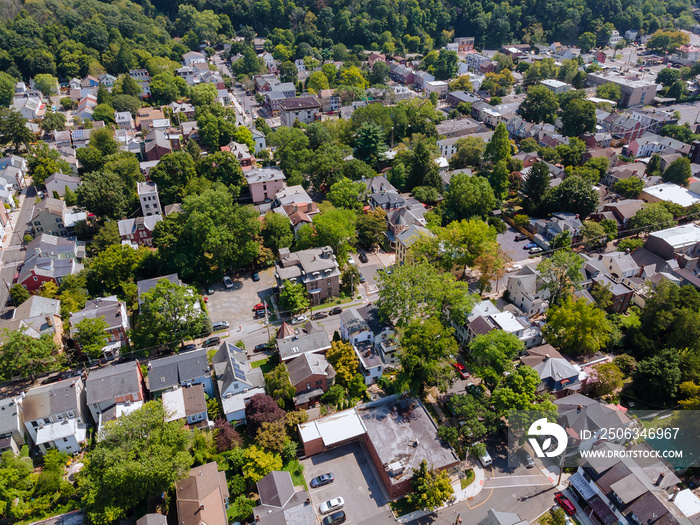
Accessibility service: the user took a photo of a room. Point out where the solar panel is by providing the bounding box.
[232,363,242,373]
[234,370,246,381]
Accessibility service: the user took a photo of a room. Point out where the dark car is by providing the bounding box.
[329,307,342,315]
[254,343,271,353]
[310,473,334,488]
[252,272,260,282]
[514,234,527,241]
[202,337,220,348]
[359,273,365,283]
[312,311,329,319]
[254,309,266,319]
[358,252,368,263]
[181,344,197,352]
[322,511,346,525]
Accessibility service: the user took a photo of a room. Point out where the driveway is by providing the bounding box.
[497,226,528,263]
[352,248,394,300]
[303,442,391,525]
[205,267,276,329]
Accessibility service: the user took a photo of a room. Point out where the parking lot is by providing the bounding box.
[498,226,529,262]
[206,267,277,329]
[353,248,394,299]
[302,442,391,525]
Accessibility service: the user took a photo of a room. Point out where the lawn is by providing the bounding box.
[460,469,475,490]
[283,459,307,489]
[251,353,279,374]
[389,496,421,517]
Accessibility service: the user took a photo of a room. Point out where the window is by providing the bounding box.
[33,276,38,281]
[34,221,41,226]
[63,437,68,442]
[55,218,62,223]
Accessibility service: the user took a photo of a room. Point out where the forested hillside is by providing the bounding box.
[0,0,695,85]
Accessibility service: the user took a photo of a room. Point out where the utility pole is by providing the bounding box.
[264,303,271,341]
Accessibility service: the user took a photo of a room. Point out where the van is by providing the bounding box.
[211,321,230,331]
[478,448,493,467]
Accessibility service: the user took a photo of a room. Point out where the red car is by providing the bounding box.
[253,303,265,311]
[453,362,469,379]
[555,493,576,516]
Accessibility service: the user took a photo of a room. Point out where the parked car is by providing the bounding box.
[358,252,368,263]
[254,309,266,319]
[207,287,214,294]
[529,247,543,254]
[202,337,220,347]
[319,497,344,515]
[181,344,197,352]
[554,493,576,515]
[211,321,230,331]
[514,234,527,241]
[253,303,266,311]
[322,511,346,525]
[523,242,538,250]
[519,449,535,468]
[359,273,365,283]
[252,272,260,282]
[312,311,329,319]
[329,307,342,315]
[223,276,233,289]
[254,343,271,353]
[475,444,492,467]
[347,255,355,265]
[453,362,469,379]
[291,315,308,325]
[310,473,334,488]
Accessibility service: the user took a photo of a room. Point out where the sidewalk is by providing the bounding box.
[452,459,486,501]
[1,187,30,255]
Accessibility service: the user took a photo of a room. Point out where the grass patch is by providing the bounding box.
[283,459,307,489]
[460,469,475,490]
[251,353,279,374]
[390,496,421,517]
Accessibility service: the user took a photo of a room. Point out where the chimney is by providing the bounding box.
[577,405,583,411]
[656,473,665,486]
[46,316,53,327]
[197,505,205,513]
[670,487,680,501]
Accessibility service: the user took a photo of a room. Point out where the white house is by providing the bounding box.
[211,342,265,425]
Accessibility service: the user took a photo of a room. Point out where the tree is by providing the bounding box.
[93,103,115,123]
[33,74,58,97]
[279,61,297,83]
[470,331,524,389]
[114,74,142,97]
[632,350,682,406]
[255,420,289,454]
[492,365,555,414]
[666,80,686,101]
[242,445,283,483]
[588,362,624,397]
[264,364,295,408]
[0,72,15,107]
[244,393,286,437]
[398,317,459,396]
[40,111,66,132]
[80,402,193,525]
[489,160,510,198]
[339,66,368,89]
[614,177,644,198]
[520,85,559,123]
[261,212,293,253]
[354,121,386,167]
[190,83,218,106]
[326,340,358,386]
[579,32,597,53]
[596,83,622,102]
[74,317,109,359]
[662,157,691,187]
[77,171,131,220]
[112,94,141,115]
[133,280,210,348]
[357,208,387,249]
[327,178,365,209]
[561,99,596,137]
[444,174,497,223]
[9,284,29,306]
[543,296,612,356]
[312,205,357,252]
[581,220,608,249]
[88,244,147,294]
[656,68,681,87]
[197,151,246,189]
[484,123,511,165]
[542,176,599,217]
[149,151,197,205]
[537,250,584,306]
[0,109,33,150]
[448,76,474,92]
[150,73,184,105]
[416,219,498,272]
[448,137,485,169]
[214,419,242,453]
[279,279,310,316]
[307,71,329,93]
[522,161,551,213]
[321,384,346,405]
[628,203,676,234]
[408,460,454,510]
[0,329,63,382]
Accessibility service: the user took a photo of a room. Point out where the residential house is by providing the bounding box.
[276,320,332,362]
[446,90,481,108]
[368,52,386,67]
[531,212,583,243]
[22,377,88,454]
[595,200,645,229]
[455,299,542,347]
[275,246,340,305]
[246,167,286,204]
[118,215,162,248]
[99,73,116,87]
[389,63,415,85]
[169,101,196,121]
[142,129,174,161]
[640,182,700,208]
[45,172,81,198]
[30,198,86,237]
[136,273,184,308]
[280,96,321,127]
[0,296,63,346]
[162,384,209,427]
[286,353,335,409]
[18,252,83,292]
[0,396,24,454]
[85,362,145,435]
[129,69,151,96]
[138,181,162,217]
[253,471,316,525]
[582,254,637,313]
[69,296,130,357]
[556,394,632,453]
[74,95,97,120]
[396,224,432,265]
[506,265,549,316]
[250,127,266,154]
[135,107,165,130]
[541,79,572,94]
[368,189,405,211]
[455,37,475,52]
[212,342,264,425]
[273,185,314,207]
[176,462,229,525]
[182,51,206,66]
[147,349,214,398]
[114,111,135,131]
[339,308,374,346]
[436,118,481,139]
[274,202,319,235]
[386,205,427,248]
[624,133,688,158]
[414,71,436,90]
[317,89,340,113]
[520,345,582,398]
[12,96,46,120]
[645,224,700,260]
[465,52,493,73]
[476,511,532,525]
[223,142,254,169]
[0,155,28,189]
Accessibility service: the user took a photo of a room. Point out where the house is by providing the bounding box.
[446,90,481,108]
[246,167,286,204]
[142,129,173,161]
[640,182,700,208]
[250,128,266,154]
[274,202,319,235]
[22,377,88,454]
[45,172,81,198]
[396,224,432,265]
[453,300,542,347]
[135,107,165,130]
[531,212,583,243]
[594,200,645,228]
[147,349,214,398]
[388,63,415,85]
[299,396,459,498]
[212,342,265,425]
[0,155,28,189]
[279,96,321,127]
[367,52,386,67]
[436,118,481,139]
[253,471,316,525]
[136,273,183,307]
[18,253,83,292]
[276,321,332,362]
[223,142,254,169]
[118,215,162,248]
[12,96,46,120]
[414,71,436,90]
[85,361,145,435]
[0,296,63,346]
[624,133,688,158]
[645,224,700,260]
[0,396,25,454]
[25,234,84,261]
[506,265,549,316]
[69,296,130,357]
[286,353,335,409]
[275,246,340,305]
[520,345,582,398]
[114,111,134,131]
[176,462,229,525]
[30,198,86,237]
[386,205,428,247]
[74,95,97,120]
[317,89,340,113]
[339,308,374,346]
[556,394,632,452]
[368,189,405,211]
[162,384,210,427]
[541,79,572,94]
[182,51,206,66]
[586,73,658,108]
[137,181,162,217]
[424,80,448,99]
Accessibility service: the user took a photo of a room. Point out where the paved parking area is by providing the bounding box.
[352,248,394,299]
[498,226,529,262]
[206,267,276,328]
[302,442,391,525]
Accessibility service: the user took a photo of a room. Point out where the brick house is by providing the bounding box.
[275,246,340,305]
[118,215,162,247]
[286,353,335,409]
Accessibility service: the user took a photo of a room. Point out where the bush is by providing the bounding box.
[617,237,644,252]
[514,214,529,227]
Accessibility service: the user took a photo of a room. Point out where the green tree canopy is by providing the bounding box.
[74,317,109,359]
[0,329,64,382]
[542,296,612,355]
[408,459,454,510]
[520,85,559,124]
[537,249,584,306]
[443,173,497,223]
[470,331,524,389]
[279,279,310,316]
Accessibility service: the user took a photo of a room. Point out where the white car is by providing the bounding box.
[319,497,344,515]
[291,315,308,325]
[223,276,233,289]
[347,255,355,265]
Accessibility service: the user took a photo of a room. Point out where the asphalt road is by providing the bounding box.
[0,185,36,313]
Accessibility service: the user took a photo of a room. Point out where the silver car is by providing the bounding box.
[319,497,344,515]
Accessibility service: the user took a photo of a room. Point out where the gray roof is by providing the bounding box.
[286,353,334,387]
[14,295,60,319]
[25,234,84,259]
[212,342,264,394]
[370,191,404,207]
[0,396,22,436]
[245,167,286,185]
[339,308,371,338]
[280,96,320,110]
[396,225,432,249]
[136,274,182,306]
[257,471,295,508]
[276,247,339,283]
[277,330,331,361]
[86,361,141,405]
[118,215,162,236]
[148,349,210,392]
[477,510,531,525]
[554,393,630,437]
[69,296,126,332]
[364,176,396,194]
[436,118,481,135]
[22,377,82,422]
[136,514,168,525]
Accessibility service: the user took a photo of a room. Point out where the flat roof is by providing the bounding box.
[648,223,700,248]
[643,183,700,207]
[298,409,366,447]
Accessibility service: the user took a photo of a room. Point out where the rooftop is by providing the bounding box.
[245,167,286,185]
[648,223,700,249]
